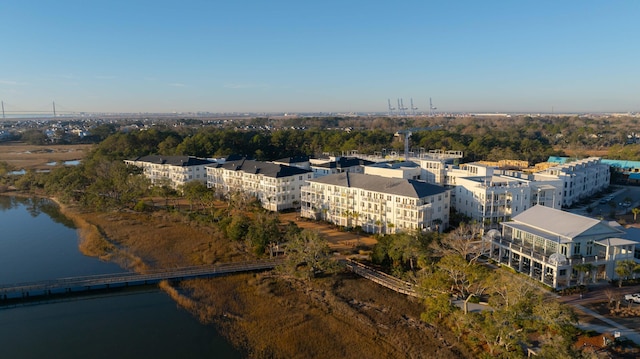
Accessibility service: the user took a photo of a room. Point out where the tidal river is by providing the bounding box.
[0,196,241,358]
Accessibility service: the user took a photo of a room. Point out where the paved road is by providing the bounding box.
[557,282,640,344]
[571,303,640,344]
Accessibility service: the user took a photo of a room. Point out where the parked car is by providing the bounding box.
[624,293,640,304]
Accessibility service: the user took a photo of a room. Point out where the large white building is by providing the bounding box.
[309,156,373,178]
[453,175,533,227]
[206,157,313,211]
[364,161,421,180]
[533,157,610,207]
[124,155,214,188]
[485,205,639,289]
[301,172,451,234]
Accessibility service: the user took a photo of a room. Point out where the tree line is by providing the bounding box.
[369,224,591,358]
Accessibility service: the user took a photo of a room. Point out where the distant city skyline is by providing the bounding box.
[1,1,639,114]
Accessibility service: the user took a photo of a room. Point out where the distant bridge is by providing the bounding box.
[0,258,282,303]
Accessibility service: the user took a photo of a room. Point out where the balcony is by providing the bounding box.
[396,203,416,210]
[490,237,614,267]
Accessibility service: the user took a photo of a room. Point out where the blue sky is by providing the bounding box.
[1,1,638,114]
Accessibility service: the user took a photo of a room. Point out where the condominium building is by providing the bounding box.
[301,172,451,234]
[485,205,638,289]
[453,175,533,226]
[272,156,311,170]
[364,161,421,180]
[206,157,313,211]
[309,156,373,178]
[124,155,214,188]
[416,150,464,185]
[534,157,610,207]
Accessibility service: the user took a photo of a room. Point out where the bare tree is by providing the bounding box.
[431,222,485,264]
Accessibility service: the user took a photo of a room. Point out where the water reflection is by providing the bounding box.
[0,196,74,227]
[0,197,242,358]
[0,196,122,283]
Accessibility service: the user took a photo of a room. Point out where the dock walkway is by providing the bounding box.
[1,258,282,301]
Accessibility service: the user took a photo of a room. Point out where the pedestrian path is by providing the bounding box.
[570,303,640,344]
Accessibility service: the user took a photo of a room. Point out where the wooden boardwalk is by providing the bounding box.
[0,258,283,301]
[343,259,419,297]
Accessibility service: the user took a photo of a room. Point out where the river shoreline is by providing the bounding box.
[2,192,472,358]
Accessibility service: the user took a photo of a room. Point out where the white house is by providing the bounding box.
[301,172,451,234]
[485,205,639,289]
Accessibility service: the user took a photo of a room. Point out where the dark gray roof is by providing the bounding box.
[274,156,310,164]
[129,155,214,167]
[309,172,448,198]
[211,158,312,178]
[312,157,374,169]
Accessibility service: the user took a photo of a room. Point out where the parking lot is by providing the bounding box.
[570,185,640,220]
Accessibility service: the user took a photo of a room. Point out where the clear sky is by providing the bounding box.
[1,1,638,114]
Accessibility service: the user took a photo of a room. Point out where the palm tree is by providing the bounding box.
[375,219,382,234]
[633,207,640,222]
[573,263,594,286]
[321,208,329,221]
[342,210,352,228]
[615,259,639,287]
[352,211,360,230]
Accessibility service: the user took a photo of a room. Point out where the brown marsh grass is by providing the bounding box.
[0,142,92,170]
[176,273,471,359]
[56,203,470,358]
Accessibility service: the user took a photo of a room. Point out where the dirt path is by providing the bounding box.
[279,212,378,251]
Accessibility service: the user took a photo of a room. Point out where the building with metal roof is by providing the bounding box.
[485,205,639,289]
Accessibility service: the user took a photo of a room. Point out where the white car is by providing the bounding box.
[624,293,640,304]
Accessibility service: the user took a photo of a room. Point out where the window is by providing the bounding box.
[573,242,581,255]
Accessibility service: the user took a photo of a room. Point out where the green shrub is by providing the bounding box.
[133,200,150,212]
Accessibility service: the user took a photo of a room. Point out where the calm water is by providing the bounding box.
[0,196,241,358]
[0,196,123,283]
